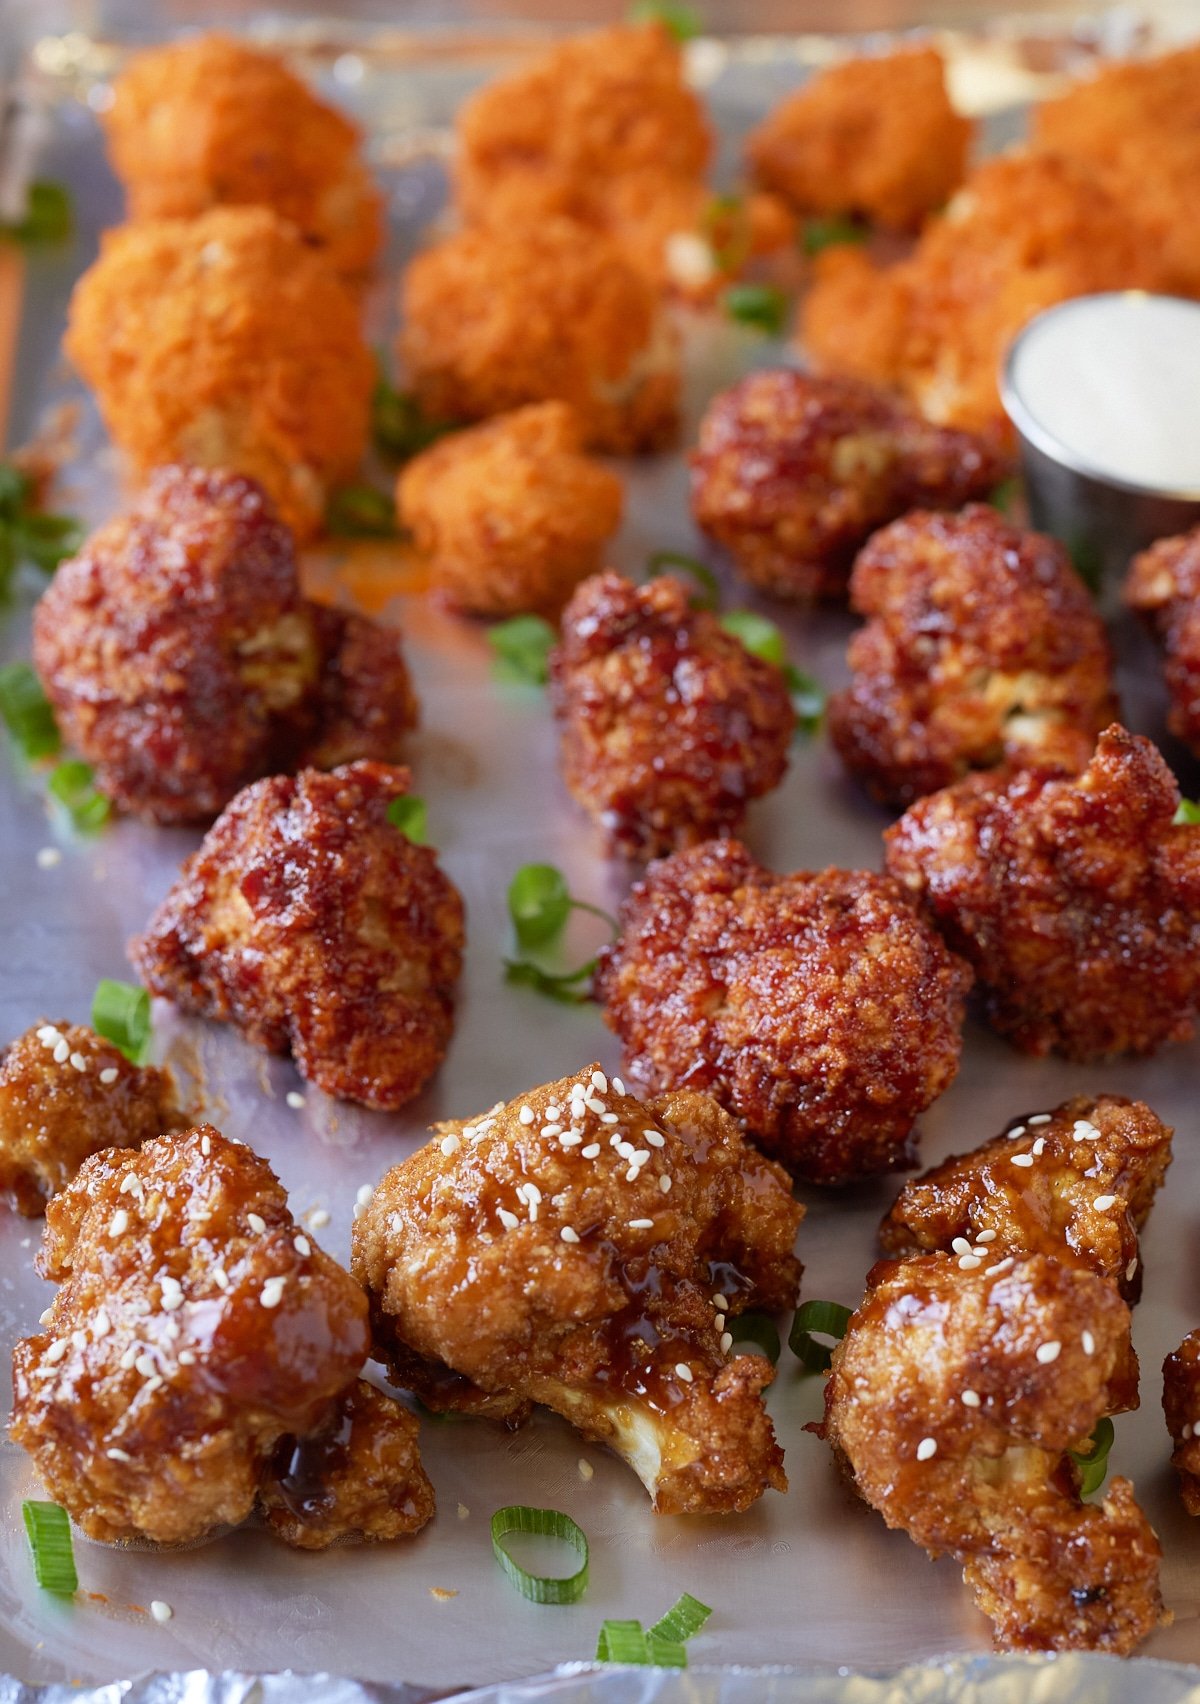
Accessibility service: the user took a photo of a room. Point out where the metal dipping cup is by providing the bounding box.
[1001,293,1200,597]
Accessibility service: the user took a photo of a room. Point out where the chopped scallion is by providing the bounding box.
[0,661,60,761]
[728,1312,781,1364]
[503,957,597,1006]
[325,484,397,539]
[626,0,701,41]
[596,1594,711,1666]
[801,214,868,257]
[649,1592,712,1645]
[91,978,151,1065]
[47,759,110,832]
[372,367,456,462]
[22,1501,77,1595]
[723,283,790,338]
[720,608,786,667]
[387,794,428,843]
[789,1297,853,1372]
[788,667,826,739]
[1069,1416,1115,1498]
[987,476,1022,518]
[703,194,751,274]
[490,1505,589,1604]
[504,863,616,1003]
[1174,798,1200,826]
[488,614,557,686]
[646,549,720,610]
[1,181,73,246]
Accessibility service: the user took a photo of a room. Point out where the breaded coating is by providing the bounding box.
[828,506,1117,808]
[879,1095,1172,1305]
[65,207,374,540]
[398,404,623,618]
[257,1378,434,1550]
[398,220,680,455]
[353,1066,803,1515]
[130,763,465,1109]
[1033,44,1200,298]
[10,1125,370,1546]
[32,467,416,825]
[690,371,1008,603]
[0,1021,185,1217]
[800,150,1170,437]
[1163,1330,1200,1516]
[822,1253,1165,1653]
[595,840,971,1183]
[747,46,972,233]
[549,572,794,860]
[1126,526,1200,758]
[103,34,383,281]
[885,724,1200,1059]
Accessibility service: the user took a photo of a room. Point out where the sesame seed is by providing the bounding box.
[612,1078,625,1096]
[720,1332,733,1353]
[951,1237,972,1255]
[559,1134,583,1147]
[1093,1195,1118,1212]
[36,847,62,869]
[440,1134,462,1157]
[540,1124,563,1139]
[600,1113,620,1126]
[630,1149,650,1168]
[625,1167,639,1183]
[38,1308,53,1325]
[246,1212,266,1234]
[585,1096,606,1115]
[1031,1137,1046,1156]
[1006,1124,1026,1139]
[119,1346,137,1370]
[143,1375,163,1394]
[528,1205,539,1222]
[307,1208,330,1229]
[976,1230,997,1244]
[675,1363,694,1383]
[518,1106,535,1126]
[462,1125,478,1141]
[71,1329,87,1349]
[985,1258,1014,1276]
[135,1353,156,1378]
[107,1447,132,1462]
[560,1227,581,1244]
[109,1210,129,1238]
[212,1267,230,1290]
[1036,1341,1062,1364]
[498,1208,519,1231]
[69,1052,88,1072]
[457,1503,470,1520]
[581,1144,601,1159]
[260,1277,287,1309]
[916,1437,937,1461]
[659,1176,672,1193]
[546,1105,561,1120]
[578,1458,594,1480]
[94,1308,111,1338]
[149,1601,173,1623]
[644,1129,665,1148]
[523,1183,542,1204]
[591,1071,608,1093]
[36,1025,58,1044]
[1126,1257,1138,1280]
[1073,1120,1102,1140]
[286,1091,306,1110]
[958,1254,982,1270]
[961,1390,981,1408]
[160,1277,184,1313]
[356,1185,374,1208]
[629,1219,654,1230]
[44,1339,68,1364]
[178,1350,195,1366]
[53,1040,69,1064]
[294,1235,311,1256]
[1011,1153,1034,1168]
[120,1173,143,1198]
[1028,1114,1051,1126]
[713,1293,729,1310]
[99,1066,119,1085]
[1082,1331,1095,1355]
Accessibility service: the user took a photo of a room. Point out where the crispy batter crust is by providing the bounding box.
[1163,1330,1200,1516]
[65,208,374,540]
[747,46,973,233]
[822,1252,1166,1653]
[690,371,1008,602]
[130,763,465,1109]
[549,572,795,859]
[10,1125,369,1546]
[103,33,382,280]
[32,467,416,824]
[257,1378,434,1549]
[885,724,1200,1059]
[352,1066,802,1515]
[398,404,623,618]
[398,219,680,455]
[879,1094,1172,1304]
[1126,525,1200,758]
[0,1022,186,1216]
[828,505,1118,807]
[595,839,971,1183]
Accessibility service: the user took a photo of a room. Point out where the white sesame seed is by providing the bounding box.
[1126,1257,1138,1281]
[612,1078,625,1096]
[93,1308,111,1338]
[951,1237,972,1255]
[916,1437,937,1461]
[958,1254,982,1270]
[160,1277,183,1313]
[212,1267,230,1291]
[560,1227,581,1244]
[578,1458,594,1481]
[294,1235,311,1256]
[1082,1331,1096,1355]
[713,1293,729,1310]
[976,1230,997,1244]
[1073,1119,1102,1140]
[143,1374,163,1394]
[985,1258,1014,1276]
[524,1183,542,1204]
[53,1040,69,1063]
[286,1091,306,1110]
[178,1350,195,1366]
[246,1212,266,1234]
[630,1150,651,1168]
[1028,1114,1051,1126]
[659,1176,672,1193]
[36,1025,58,1043]
[581,1144,601,1159]
[119,1347,137,1370]
[720,1332,733,1353]
[614,1139,634,1158]
[1006,1124,1026,1139]
[545,1106,561,1120]
[120,1173,143,1198]
[355,1185,374,1208]
[644,1129,665,1148]
[69,1051,88,1072]
[109,1210,129,1238]
[462,1125,478,1141]
[1011,1154,1034,1169]
[559,1133,583,1147]
[625,1167,639,1183]
[71,1329,87,1349]
[38,1308,53,1325]
[1093,1195,1118,1212]
[600,1113,621,1126]
[37,847,62,869]
[586,1096,606,1115]
[675,1363,694,1383]
[457,1503,470,1520]
[135,1353,156,1378]
[540,1124,563,1139]
[528,1204,539,1222]
[629,1219,654,1230]
[44,1339,68,1364]
[260,1277,287,1309]
[1036,1341,1062,1364]
[497,1208,519,1230]
[961,1390,981,1408]
[307,1208,330,1229]
[107,1447,132,1462]
[98,1066,119,1085]
[520,1106,537,1126]
[149,1601,173,1623]
[591,1071,608,1093]
[1031,1137,1046,1156]
[440,1134,462,1157]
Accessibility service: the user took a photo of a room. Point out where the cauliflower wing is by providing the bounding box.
[1126,524,1200,759]
[1163,1330,1200,1516]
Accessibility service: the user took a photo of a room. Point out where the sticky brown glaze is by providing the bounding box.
[821,1252,1165,1654]
[828,505,1117,809]
[130,763,465,1109]
[690,370,1007,603]
[0,1021,186,1216]
[1163,1330,1200,1515]
[878,1094,1172,1305]
[549,572,794,860]
[258,1378,434,1549]
[32,467,417,825]
[1126,525,1200,757]
[353,1066,802,1515]
[885,724,1200,1059]
[595,839,971,1183]
[10,1125,369,1546]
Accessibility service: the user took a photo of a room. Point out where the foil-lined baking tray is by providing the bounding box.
[2,9,1200,1699]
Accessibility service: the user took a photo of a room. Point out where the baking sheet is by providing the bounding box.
[3,12,1200,1695]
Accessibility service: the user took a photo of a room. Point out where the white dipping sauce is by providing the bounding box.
[1005,292,1200,494]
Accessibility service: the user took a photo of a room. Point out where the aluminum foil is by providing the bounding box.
[2,11,1200,1700]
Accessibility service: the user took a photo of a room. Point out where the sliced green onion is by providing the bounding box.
[489,614,557,686]
[326,484,397,539]
[1,181,73,246]
[720,609,787,667]
[649,1592,712,1645]
[1069,1416,1115,1498]
[728,1312,781,1364]
[787,667,826,739]
[47,759,110,832]
[22,1501,78,1595]
[703,193,751,274]
[1174,798,1200,826]
[723,283,790,338]
[490,1505,589,1604]
[91,978,151,1065]
[801,214,868,257]
[0,466,83,594]
[386,794,428,843]
[0,661,60,761]
[504,958,596,1005]
[596,1595,710,1666]
[626,0,701,40]
[789,1298,853,1372]
[987,476,1022,518]
[508,863,572,950]
[372,368,455,462]
[646,549,720,611]
[597,1620,647,1663]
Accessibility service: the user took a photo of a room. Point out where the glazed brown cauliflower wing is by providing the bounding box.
[65,207,374,540]
[828,505,1117,808]
[32,466,416,824]
[130,763,465,1109]
[353,1066,803,1515]
[398,220,680,455]
[102,33,383,281]
[10,1125,370,1546]
[0,1020,186,1216]
[595,839,971,1183]
[689,370,1007,603]
[879,1095,1172,1304]
[885,724,1200,1059]
[1163,1330,1200,1516]
[257,1377,434,1550]
[822,1252,1165,1653]
[549,572,795,860]
[746,46,973,234]
[1126,525,1200,758]
[398,404,623,618]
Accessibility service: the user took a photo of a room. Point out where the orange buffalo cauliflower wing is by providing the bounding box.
[821,1252,1166,1653]
[1163,1330,1200,1516]
[65,207,374,540]
[353,1065,803,1515]
[747,46,973,233]
[102,33,382,280]
[398,404,623,618]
